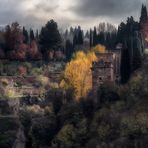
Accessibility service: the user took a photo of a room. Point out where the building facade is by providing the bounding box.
[91,51,121,95]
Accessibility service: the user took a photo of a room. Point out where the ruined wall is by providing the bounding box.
[91,51,121,95]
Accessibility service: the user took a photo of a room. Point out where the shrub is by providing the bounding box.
[55,124,76,148]
[36,75,49,86]
[120,113,148,137]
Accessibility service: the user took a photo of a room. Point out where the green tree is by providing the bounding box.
[23,27,29,44]
[35,29,39,40]
[120,48,131,84]
[5,22,22,52]
[29,28,35,42]
[140,4,148,24]
[39,19,62,58]
[90,29,93,47]
[55,124,76,148]
[65,39,74,61]
[93,27,97,46]
[77,26,83,45]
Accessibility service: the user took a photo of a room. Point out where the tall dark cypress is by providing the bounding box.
[140,4,148,24]
[36,29,39,41]
[65,40,74,61]
[90,29,93,48]
[120,47,131,84]
[73,33,78,48]
[23,27,29,44]
[30,28,35,42]
[78,26,83,45]
[93,27,97,46]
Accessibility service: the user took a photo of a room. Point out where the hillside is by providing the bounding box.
[0,52,147,148]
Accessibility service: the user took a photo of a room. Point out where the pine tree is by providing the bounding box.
[85,30,89,38]
[73,33,78,48]
[36,29,39,41]
[64,29,69,38]
[120,46,131,84]
[140,4,148,24]
[65,40,74,61]
[77,26,83,45]
[30,29,35,42]
[23,27,29,44]
[93,27,97,46]
[5,22,22,52]
[90,29,93,48]
[39,19,62,58]
[117,22,126,43]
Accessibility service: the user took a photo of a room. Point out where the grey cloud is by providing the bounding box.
[34,0,59,13]
[71,0,146,20]
[0,0,25,25]
[0,0,147,30]
[0,0,59,28]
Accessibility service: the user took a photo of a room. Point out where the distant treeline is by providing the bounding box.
[0,5,147,84]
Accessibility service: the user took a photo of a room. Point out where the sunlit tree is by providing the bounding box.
[91,44,106,53]
[63,51,97,100]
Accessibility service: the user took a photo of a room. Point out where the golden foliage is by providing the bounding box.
[91,44,106,53]
[62,45,107,100]
[63,51,97,101]
[50,82,59,89]
[59,79,69,90]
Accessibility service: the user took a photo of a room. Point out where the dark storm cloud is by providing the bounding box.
[0,0,59,28]
[71,0,146,19]
[0,0,147,29]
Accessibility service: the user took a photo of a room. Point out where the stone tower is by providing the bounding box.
[91,51,121,95]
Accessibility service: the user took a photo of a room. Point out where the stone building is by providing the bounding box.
[140,20,148,48]
[91,50,121,95]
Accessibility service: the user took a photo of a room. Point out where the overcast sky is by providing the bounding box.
[0,0,147,30]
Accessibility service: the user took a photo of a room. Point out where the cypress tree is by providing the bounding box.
[120,47,131,84]
[140,4,148,24]
[23,27,29,44]
[93,27,97,46]
[65,40,74,61]
[36,29,39,41]
[85,30,89,38]
[30,29,35,42]
[77,26,83,45]
[73,33,78,48]
[90,29,93,48]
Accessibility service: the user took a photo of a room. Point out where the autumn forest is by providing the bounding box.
[0,2,148,148]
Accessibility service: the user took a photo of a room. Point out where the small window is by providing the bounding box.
[99,77,102,81]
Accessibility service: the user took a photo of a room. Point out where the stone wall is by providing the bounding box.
[91,51,121,95]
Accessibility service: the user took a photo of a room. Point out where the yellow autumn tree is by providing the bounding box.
[62,45,107,101]
[63,51,97,100]
[91,44,106,53]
